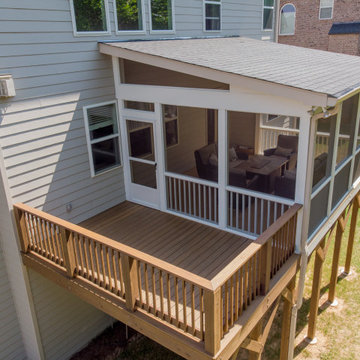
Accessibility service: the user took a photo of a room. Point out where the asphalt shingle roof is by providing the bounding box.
[329,22,360,35]
[103,37,360,100]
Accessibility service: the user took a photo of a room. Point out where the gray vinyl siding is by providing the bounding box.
[0,1,274,358]
[0,245,26,360]
[28,269,113,360]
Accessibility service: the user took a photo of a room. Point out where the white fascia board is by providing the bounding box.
[100,42,331,108]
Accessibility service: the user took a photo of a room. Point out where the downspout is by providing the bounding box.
[275,0,280,42]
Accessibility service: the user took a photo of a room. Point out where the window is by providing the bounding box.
[280,4,296,35]
[263,0,274,30]
[150,0,174,32]
[204,0,221,31]
[84,102,121,176]
[70,0,110,35]
[114,0,145,33]
[319,0,334,20]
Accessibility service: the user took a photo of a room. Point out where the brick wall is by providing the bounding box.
[278,0,360,55]
[328,33,360,56]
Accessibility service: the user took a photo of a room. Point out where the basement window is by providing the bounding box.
[263,0,274,30]
[150,0,174,32]
[70,0,110,35]
[114,0,145,33]
[204,0,221,31]
[319,0,334,20]
[84,102,121,176]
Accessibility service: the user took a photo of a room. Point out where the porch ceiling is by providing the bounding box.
[100,36,360,102]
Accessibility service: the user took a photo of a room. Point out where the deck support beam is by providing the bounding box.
[122,255,139,311]
[307,238,326,342]
[344,196,359,274]
[280,276,296,360]
[328,216,345,304]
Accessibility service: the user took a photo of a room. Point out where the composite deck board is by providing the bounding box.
[81,202,251,280]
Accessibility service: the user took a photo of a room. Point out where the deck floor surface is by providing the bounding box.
[81,202,251,280]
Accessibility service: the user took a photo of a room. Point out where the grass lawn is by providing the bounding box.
[71,211,360,360]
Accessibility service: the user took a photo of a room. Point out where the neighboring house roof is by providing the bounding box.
[100,36,360,102]
[329,21,360,35]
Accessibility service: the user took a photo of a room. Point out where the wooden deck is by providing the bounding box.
[80,202,252,280]
[14,201,301,360]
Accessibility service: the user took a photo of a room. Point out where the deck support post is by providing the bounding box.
[307,238,326,342]
[122,255,139,311]
[328,216,345,304]
[204,288,221,356]
[280,276,296,360]
[248,320,263,360]
[60,228,76,277]
[344,196,359,274]
[13,207,30,252]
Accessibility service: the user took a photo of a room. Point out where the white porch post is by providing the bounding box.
[218,109,227,229]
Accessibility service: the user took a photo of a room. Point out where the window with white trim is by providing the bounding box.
[262,0,274,30]
[280,4,296,35]
[70,0,110,35]
[150,0,174,32]
[204,0,221,31]
[319,0,334,20]
[114,0,145,32]
[84,102,121,176]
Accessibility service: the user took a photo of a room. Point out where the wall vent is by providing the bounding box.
[0,75,16,97]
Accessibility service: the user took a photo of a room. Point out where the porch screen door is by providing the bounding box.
[126,119,160,208]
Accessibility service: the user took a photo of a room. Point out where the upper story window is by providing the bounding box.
[319,0,334,20]
[204,0,221,32]
[83,102,121,176]
[280,4,296,35]
[70,0,110,35]
[150,0,174,32]
[114,0,145,33]
[263,0,274,30]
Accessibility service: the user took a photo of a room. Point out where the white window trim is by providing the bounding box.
[113,0,147,35]
[203,0,222,33]
[83,100,122,177]
[149,0,176,34]
[319,0,334,20]
[279,3,296,36]
[70,0,111,37]
[262,0,275,31]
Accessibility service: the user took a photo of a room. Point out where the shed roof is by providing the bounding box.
[329,22,360,35]
[101,37,360,101]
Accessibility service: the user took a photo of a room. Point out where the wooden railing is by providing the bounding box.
[227,186,294,236]
[14,202,301,356]
[165,173,219,224]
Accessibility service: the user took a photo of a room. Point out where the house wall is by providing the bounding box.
[278,0,360,54]
[0,244,26,360]
[0,1,277,358]
[166,106,208,174]
[228,111,256,148]
[328,33,360,56]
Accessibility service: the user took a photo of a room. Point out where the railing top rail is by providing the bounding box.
[210,203,302,289]
[165,171,219,188]
[14,203,214,291]
[259,125,300,133]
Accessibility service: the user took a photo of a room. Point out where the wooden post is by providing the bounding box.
[260,240,272,295]
[204,287,222,356]
[249,320,263,360]
[13,207,30,252]
[307,238,326,341]
[122,255,139,311]
[328,218,344,304]
[60,228,76,278]
[280,276,296,360]
[344,197,359,274]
